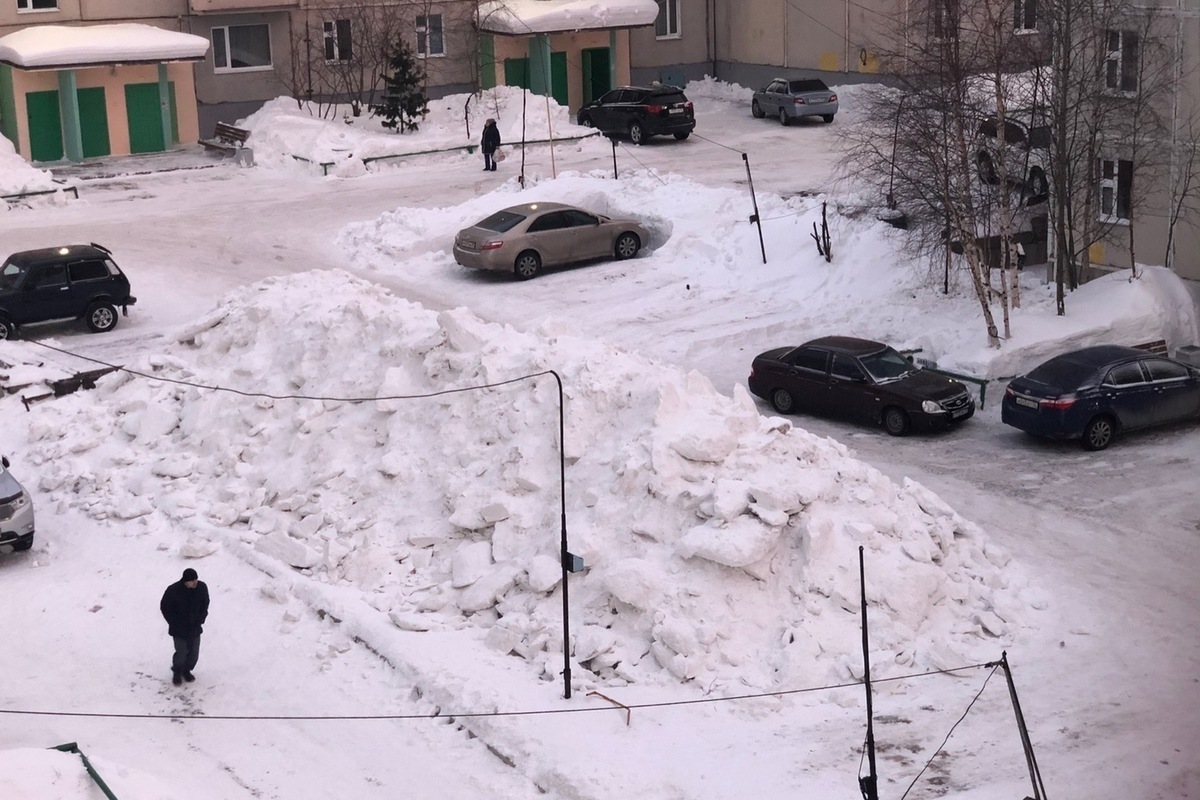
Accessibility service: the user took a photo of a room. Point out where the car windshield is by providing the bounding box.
[789,80,829,93]
[859,347,917,382]
[475,211,526,233]
[0,260,27,291]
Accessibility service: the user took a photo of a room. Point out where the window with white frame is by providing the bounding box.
[324,19,352,63]
[212,24,272,71]
[1104,29,1139,92]
[656,0,680,39]
[416,14,444,57]
[17,0,57,11]
[1014,0,1036,32]
[1098,158,1133,222]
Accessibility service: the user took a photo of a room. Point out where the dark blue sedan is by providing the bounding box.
[1001,345,1200,450]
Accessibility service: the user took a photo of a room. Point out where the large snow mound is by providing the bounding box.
[25,271,1032,692]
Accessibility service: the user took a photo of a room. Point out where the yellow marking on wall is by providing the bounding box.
[819,52,840,72]
[1089,242,1105,264]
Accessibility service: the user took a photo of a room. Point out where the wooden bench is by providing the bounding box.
[199,122,250,154]
[1132,339,1169,357]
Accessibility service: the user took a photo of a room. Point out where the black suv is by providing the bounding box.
[576,85,695,145]
[0,243,136,340]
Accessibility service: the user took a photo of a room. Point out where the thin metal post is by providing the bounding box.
[611,135,618,179]
[549,370,572,699]
[858,546,879,800]
[743,152,767,263]
[1000,651,1047,800]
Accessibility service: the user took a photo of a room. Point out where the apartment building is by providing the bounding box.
[0,0,654,163]
[631,0,1200,283]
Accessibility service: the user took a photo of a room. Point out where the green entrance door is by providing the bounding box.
[581,48,612,104]
[26,90,64,162]
[550,51,568,107]
[125,82,177,154]
[504,58,530,89]
[77,86,110,158]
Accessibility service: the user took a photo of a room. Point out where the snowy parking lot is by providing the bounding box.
[1,82,1197,800]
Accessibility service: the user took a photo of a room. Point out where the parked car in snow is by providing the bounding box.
[0,243,137,340]
[576,85,695,145]
[453,202,648,280]
[1001,345,1200,450]
[0,455,35,553]
[748,336,975,435]
[751,78,838,125]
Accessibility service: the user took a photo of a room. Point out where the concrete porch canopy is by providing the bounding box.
[0,23,209,70]
[479,0,658,35]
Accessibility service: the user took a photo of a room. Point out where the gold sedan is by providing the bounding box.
[453,202,648,280]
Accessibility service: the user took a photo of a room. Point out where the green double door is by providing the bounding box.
[581,48,611,105]
[125,82,178,154]
[26,87,111,162]
[504,52,568,107]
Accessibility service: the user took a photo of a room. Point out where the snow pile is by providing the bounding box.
[238,85,594,172]
[24,271,1030,692]
[0,749,183,800]
[0,133,56,197]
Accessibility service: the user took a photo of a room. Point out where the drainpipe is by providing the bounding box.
[610,29,618,90]
[783,2,788,69]
[158,63,174,148]
[844,0,850,73]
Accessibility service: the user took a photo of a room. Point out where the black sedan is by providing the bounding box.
[1001,345,1200,450]
[748,336,975,435]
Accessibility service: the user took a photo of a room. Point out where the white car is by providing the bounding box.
[0,455,34,552]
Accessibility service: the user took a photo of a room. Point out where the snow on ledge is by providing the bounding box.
[0,24,209,69]
[479,0,658,35]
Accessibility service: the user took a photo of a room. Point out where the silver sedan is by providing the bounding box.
[751,78,838,125]
[453,202,648,280]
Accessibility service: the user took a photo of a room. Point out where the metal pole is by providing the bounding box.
[1000,651,1047,800]
[858,546,879,800]
[610,135,618,179]
[549,370,572,699]
[887,95,907,209]
[743,152,767,263]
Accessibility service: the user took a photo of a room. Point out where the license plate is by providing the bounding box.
[951,407,969,418]
[669,108,684,114]
[1015,396,1038,409]
[460,241,475,250]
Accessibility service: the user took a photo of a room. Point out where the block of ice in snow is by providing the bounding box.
[525,554,562,593]
[676,516,781,568]
[457,566,520,612]
[451,541,493,588]
[254,531,321,569]
[602,558,666,609]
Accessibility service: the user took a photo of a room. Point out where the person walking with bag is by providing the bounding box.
[160,567,210,686]
[481,118,501,171]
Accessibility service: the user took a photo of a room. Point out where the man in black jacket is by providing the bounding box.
[160,567,210,686]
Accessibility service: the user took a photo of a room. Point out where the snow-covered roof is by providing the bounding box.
[479,0,658,35]
[0,23,209,70]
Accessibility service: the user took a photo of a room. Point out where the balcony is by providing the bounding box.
[189,0,298,12]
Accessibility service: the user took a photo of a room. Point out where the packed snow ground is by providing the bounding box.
[1,79,1197,800]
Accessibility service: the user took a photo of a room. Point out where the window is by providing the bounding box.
[324,19,352,63]
[68,260,110,282]
[563,210,599,227]
[788,348,828,373]
[1014,0,1036,32]
[30,264,67,289]
[527,212,569,233]
[932,0,958,40]
[831,354,865,381]
[1098,158,1133,222]
[1104,29,1138,92]
[1105,362,1146,386]
[212,24,272,71]
[1143,359,1189,382]
[17,0,57,11]
[655,0,681,38]
[416,14,444,57]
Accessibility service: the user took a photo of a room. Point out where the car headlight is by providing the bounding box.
[921,400,944,414]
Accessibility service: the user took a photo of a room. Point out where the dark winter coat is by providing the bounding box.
[481,123,501,154]
[160,579,210,638]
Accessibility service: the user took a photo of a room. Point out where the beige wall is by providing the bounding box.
[190,0,297,11]
[8,61,199,156]
[79,0,187,20]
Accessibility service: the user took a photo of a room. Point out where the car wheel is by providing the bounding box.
[614,232,641,260]
[578,114,593,128]
[514,250,542,280]
[779,107,790,127]
[629,122,646,145]
[0,317,15,341]
[1081,415,1115,451]
[85,301,119,333]
[674,132,690,141]
[11,538,33,552]
[882,407,910,436]
[770,388,795,414]
[752,100,765,119]
[822,114,835,123]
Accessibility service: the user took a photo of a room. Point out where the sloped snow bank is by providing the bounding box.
[24,271,1036,693]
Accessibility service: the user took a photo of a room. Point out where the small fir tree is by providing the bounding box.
[372,40,428,133]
